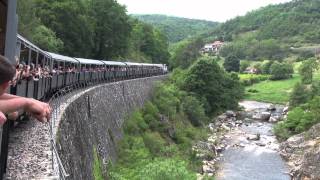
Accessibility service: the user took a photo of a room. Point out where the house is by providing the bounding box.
[244,67,259,74]
[201,41,224,54]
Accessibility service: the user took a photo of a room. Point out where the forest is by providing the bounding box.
[17,0,170,64]
[133,14,218,43]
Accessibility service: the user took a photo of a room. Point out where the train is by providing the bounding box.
[11,34,168,100]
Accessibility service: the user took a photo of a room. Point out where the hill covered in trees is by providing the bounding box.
[133,14,218,43]
[203,0,320,61]
[17,0,170,64]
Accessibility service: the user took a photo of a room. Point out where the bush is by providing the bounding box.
[182,96,208,126]
[136,159,196,180]
[240,60,250,73]
[239,74,270,86]
[261,60,274,74]
[289,83,310,107]
[124,111,147,135]
[270,61,293,80]
[143,132,167,155]
[223,54,240,72]
[274,96,320,140]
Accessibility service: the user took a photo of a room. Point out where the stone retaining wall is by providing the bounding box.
[56,76,166,180]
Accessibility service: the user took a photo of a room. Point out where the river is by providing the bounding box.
[215,101,290,180]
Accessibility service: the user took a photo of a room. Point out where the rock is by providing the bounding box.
[269,115,281,123]
[221,124,231,131]
[235,120,243,125]
[216,114,228,121]
[253,112,271,121]
[247,134,260,141]
[256,142,266,146]
[280,123,320,180]
[225,110,236,118]
[283,107,289,114]
[202,164,215,173]
[267,104,276,111]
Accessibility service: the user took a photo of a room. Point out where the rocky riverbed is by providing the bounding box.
[195,101,291,180]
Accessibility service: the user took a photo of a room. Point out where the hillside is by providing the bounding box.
[202,0,320,61]
[133,14,219,43]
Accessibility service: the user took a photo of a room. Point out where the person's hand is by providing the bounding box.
[8,111,19,121]
[25,99,51,122]
[0,111,7,125]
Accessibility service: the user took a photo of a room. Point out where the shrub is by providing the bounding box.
[289,83,310,107]
[240,60,250,73]
[124,110,147,135]
[136,158,196,180]
[274,96,320,140]
[143,132,167,155]
[223,54,240,72]
[270,61,293,80]
[261,60,274,74]
[182,96,208,126]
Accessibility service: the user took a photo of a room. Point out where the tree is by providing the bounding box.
[270,62,293,80]
[224,55,240,72]
[261,60,274,74]
[299,58,319,84]
[240,60,250,73]
[289,83,310,107]
[183,57,244,115]
[170,38,204,69]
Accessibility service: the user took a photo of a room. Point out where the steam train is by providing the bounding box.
[12,34,168,100]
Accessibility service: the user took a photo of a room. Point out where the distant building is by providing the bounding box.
[244,67,259,74]
[201,41,224,54]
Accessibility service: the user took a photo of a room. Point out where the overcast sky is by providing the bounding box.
[117,0,291,22]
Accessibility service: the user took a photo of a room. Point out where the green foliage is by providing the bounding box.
[299,58,319,84]
[133,14,218,43]
[223,55,240,72]
[124,111,147,135]
[110,158,196,180]
[143,132,167,155]
[240,60,251,73]
[17,0,170,62]
[270,62,293,80]
[182,96,208,126]
[289,83,310,107]
[127,20,170,64]
[31,25,64,52]
[170,38,204,69]
[183,57,244,115]
[136,158,196,180]
[245,74,301,104]
[274,96,320,140]
[239,74,270,86]
[93,147,105,180]
[261,60,274,74]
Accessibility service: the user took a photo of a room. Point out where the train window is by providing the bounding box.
[19,44,29,65]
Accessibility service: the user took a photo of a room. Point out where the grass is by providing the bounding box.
[245,74,300,104]
[245,72,320,104]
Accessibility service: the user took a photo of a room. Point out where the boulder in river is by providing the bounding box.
[247,133,260,141]
[253,112,271,121]
[267,104,277,111]
[225,110,236,118]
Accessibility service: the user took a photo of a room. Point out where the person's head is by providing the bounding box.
[0,55,15,95]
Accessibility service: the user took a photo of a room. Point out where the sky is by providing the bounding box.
[117,0,292,22]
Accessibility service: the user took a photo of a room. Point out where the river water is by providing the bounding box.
[216,101,290,180]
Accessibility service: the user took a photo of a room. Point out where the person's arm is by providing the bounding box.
[0,93,21,100]
[0,97,51,122]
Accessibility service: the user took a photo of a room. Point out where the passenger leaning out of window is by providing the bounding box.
[0,55,51,125]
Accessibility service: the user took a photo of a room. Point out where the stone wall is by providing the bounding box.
[55,76,166,180]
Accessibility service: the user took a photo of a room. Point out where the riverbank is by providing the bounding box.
[196,101,290,180]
